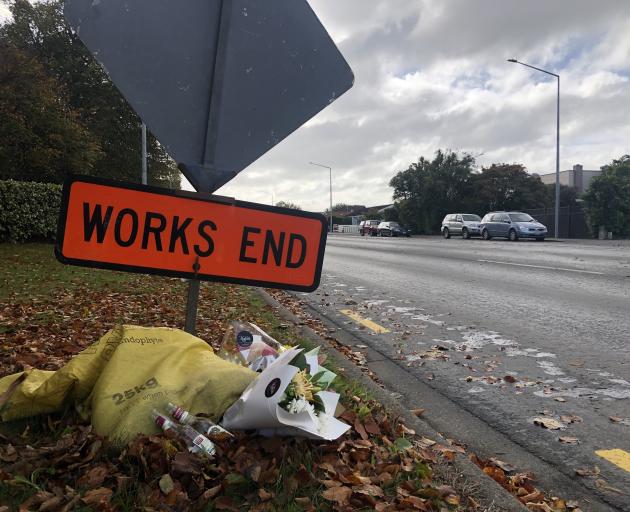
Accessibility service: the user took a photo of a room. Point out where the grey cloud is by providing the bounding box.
[215,0,630,212]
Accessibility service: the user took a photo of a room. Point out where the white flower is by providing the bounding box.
[286,396,316,416]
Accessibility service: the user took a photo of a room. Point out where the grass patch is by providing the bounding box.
[0,243,136,301]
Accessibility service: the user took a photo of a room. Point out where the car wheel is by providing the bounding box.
[508,229,518,242]
[443,228,450,239]
[482,229,491,240]
[462,228,470,239]
[536,237,545,242]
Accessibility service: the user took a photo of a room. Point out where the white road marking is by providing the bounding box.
[477,259,604,275]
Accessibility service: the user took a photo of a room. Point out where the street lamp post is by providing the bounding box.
[309,162,333,233]
[507,58,560,239]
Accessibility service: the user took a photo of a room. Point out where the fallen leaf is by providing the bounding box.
[352,484,385,498]
[533,417,565,430]
[258,488,274,501]
[77,464,108,488]
[575,466,600,477]
[554,397,566,402]
[354,417,369,440]
[609,416,623,423]
[411,408,426,417]
[38,496,63,512]
[559,437,579,445]
[202,485,222,500]
[526,502,554,511]
[81,487,113,507]
[321,485,352,505]
[560,414,582,424]
[159,474,175,495]
[504,375,517,383]
[488,458,516,472]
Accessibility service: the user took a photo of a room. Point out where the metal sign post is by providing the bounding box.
[63,0,354,335]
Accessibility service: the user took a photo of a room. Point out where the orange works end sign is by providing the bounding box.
[56,177,327,292]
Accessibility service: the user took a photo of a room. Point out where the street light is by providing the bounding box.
[508,58,560,239]
[309,162,333,233]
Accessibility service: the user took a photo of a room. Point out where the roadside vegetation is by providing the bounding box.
[0,0,179,188]
[0,244,586,511]
[0,244,486,511]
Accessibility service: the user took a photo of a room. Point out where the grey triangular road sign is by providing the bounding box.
[64,0,354,192]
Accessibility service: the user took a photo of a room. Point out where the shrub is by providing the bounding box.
[0,180,61,242]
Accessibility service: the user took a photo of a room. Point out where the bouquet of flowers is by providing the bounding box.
[220,347,350,441]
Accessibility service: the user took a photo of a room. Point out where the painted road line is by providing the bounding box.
[477,259,605,275]
[339,309,390,334]
[596,449,630,472]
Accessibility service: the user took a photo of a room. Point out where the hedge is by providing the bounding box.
[0,180,62,243]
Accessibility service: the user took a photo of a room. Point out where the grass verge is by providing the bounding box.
[0,244,535,511]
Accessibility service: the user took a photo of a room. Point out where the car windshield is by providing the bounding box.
[462,215,481,221]
[388,222,400,228]
[509,213,534,222]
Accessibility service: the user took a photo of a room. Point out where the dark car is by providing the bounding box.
[441,213,482,239]
[479,211,547,241]
[377,221,410,237]
[359,219,380,236]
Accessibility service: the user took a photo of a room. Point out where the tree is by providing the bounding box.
[0,44,101,182]
[389,150,475,234]
[0,0,180,188]
[274,201,302,210]
[469,164,548,213]
[383,206,400,222]
[583,155,630,236]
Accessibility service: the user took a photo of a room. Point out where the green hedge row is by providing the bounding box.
[0,180,62,243]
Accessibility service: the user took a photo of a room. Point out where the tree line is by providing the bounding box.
[0,0,180,188]
[389,150,629,237]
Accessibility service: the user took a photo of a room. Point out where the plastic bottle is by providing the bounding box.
[152,409,216,456]
[166,403,233,442]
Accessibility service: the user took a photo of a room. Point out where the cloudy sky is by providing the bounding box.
[3,1,629,211]
[215,0,630,211]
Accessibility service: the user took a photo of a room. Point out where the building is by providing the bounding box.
[539,164,601,194]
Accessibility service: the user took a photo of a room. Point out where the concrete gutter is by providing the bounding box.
[258,288,530,512]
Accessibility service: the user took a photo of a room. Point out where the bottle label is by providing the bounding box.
[236,330,254,349]
[193,435,216,455]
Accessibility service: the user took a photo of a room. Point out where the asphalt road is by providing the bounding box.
[298,234,630,510]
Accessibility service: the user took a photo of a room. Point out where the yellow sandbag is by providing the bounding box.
[0,325,255,442]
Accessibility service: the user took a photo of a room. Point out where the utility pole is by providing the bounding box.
[507,59,560,239]
[309,162,333,233]
[141,123,147,185]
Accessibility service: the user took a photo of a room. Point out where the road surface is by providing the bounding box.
[297,234,630,510]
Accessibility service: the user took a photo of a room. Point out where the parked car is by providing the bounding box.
[377,221,410,237]
[479,211,547,241]
[359,219,380,236]
[441,213,482,239]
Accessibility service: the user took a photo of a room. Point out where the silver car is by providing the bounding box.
[479,212,547,241]
[441,213,482,239]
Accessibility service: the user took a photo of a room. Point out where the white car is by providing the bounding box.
[441,214,482,239]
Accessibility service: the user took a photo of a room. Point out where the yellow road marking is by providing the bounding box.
[339,309,390,334]
[596,449,630,472]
